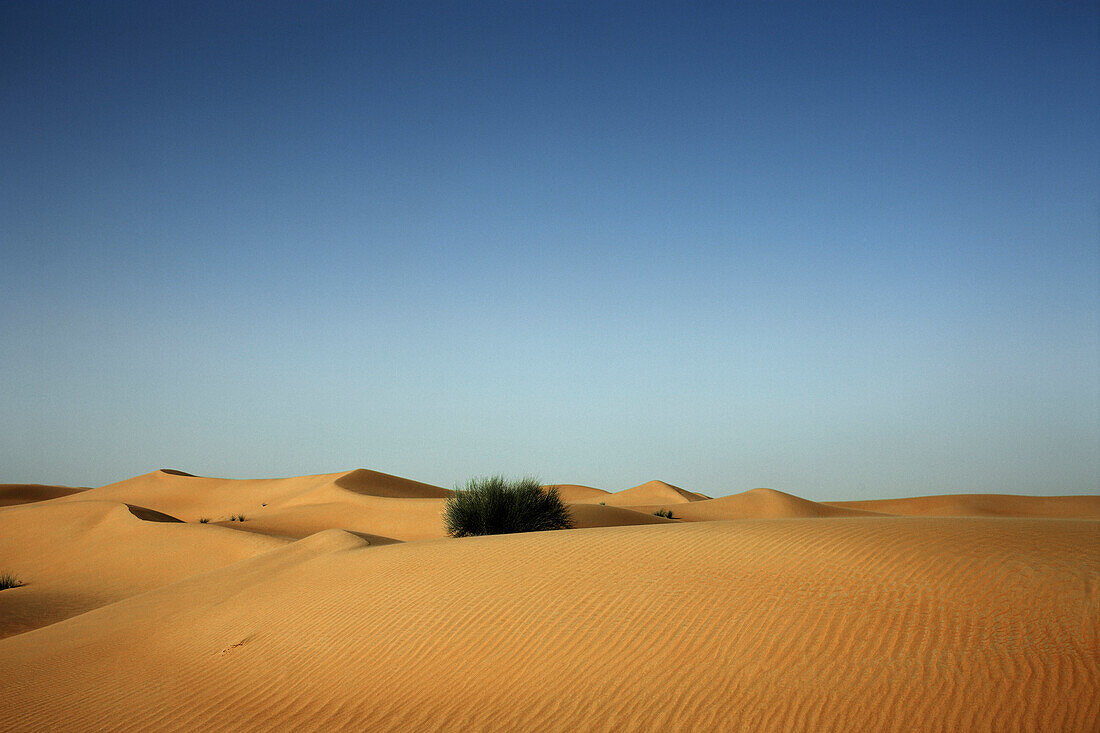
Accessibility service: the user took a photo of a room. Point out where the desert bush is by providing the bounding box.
[653,508,675,519]
[444,476,573,537]
[0,573,21,590]
[198,517,210,523]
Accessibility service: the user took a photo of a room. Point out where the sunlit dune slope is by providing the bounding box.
[0,483,86,506]
[0,500,285,639]
[631,488,888,520]
[825,493,1100,519]
[1,517,1095,732]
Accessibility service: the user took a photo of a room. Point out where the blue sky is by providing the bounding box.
[2,2,1097,498]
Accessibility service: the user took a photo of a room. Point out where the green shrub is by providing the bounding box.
[653,508,675,519]
[444,476,574,537]
[0,573,21,590]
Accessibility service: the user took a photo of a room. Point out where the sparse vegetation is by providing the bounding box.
[653,508,675,519]
[0,573,21,590]
[230,514,246,522]
[198,517,210,523]
[444,476,574,537]
[599,502,606,505]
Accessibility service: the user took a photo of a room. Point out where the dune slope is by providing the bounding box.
[0,517,1095,732]
[0,500,286,638]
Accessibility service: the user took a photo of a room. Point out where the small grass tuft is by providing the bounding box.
[234,514,246,522]
[653,508,675,519]
[198,517,209,523]
[0,573,22,590]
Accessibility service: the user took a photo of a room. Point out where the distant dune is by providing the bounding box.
[0,483,86,506]
[630,487,888,520]
[550,483,611,502]
[825,492,1100,519]
[0,468,1095,730]
[578,479,708,507]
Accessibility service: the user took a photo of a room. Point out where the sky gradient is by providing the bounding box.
[2,2,1098,499]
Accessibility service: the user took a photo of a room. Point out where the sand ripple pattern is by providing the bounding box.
[0,517,1096,732]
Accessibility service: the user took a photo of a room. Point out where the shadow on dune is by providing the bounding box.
[124,504,183,523]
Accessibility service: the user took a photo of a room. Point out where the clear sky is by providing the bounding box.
[2,1,1097,499]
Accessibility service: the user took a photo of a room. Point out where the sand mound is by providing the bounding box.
[0,500,285,639]
[566,502,675,528]
[0,516,1094,731]
[631,488,887,520]
[0,484,87,507]
[332,468,452,498]
[55,468,451,526]
[586,479,705,507]
[826,493,1100,519]
[222,499,441,542]
[50,470,675,542]
[551,484,611,502]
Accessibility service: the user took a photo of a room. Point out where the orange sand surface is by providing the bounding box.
[0,469,1096,731]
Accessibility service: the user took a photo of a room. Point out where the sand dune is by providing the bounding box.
[332,468,453,498]
[0,499,285,639]
[0,483,86,506]
[565,502,675,528]
[629,487,888,520]
[0,516,1095,731]
[551,483,611,502]
[581,479,708,507]
[41,470,681,543]
[825,492,1100,519]
[2,468,1096,730]
[52,468,451,523]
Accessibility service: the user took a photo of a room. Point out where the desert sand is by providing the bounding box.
[0,468,1096,731]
